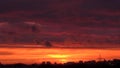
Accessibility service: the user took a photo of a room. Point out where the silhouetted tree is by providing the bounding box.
[0,59,120,68]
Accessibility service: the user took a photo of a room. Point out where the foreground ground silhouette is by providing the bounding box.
[0,59,120,68]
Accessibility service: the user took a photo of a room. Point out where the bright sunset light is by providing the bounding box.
[0,48,120,64]
[47,54,70,59]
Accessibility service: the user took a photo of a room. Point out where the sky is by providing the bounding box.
[0,48,120,64]
[0,0,120,48]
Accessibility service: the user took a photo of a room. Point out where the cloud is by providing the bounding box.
[0,0,119,47]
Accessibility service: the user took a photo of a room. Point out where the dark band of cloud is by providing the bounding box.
[0,0,119,48]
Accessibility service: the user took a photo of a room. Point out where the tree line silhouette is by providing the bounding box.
[0,59,120,68]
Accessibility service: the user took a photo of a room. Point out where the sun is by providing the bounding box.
[47,54,70,63]
[47,54,70,59]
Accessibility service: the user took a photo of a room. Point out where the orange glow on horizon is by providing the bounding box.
[0,48,120,64]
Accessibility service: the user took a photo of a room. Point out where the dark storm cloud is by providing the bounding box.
[81,0,120,10]
[0,0,49,12]
[0,0,120,22]
[0,0,119,12]
[0,0,120,47]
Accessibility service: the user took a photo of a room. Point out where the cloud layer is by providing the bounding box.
[0,0,120,47]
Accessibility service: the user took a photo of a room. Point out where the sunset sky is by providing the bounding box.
[0,0,120,64]
[0,48,120,64]
[0,0,120,48]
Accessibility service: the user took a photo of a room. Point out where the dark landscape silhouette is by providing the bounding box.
[0,59,120,68]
